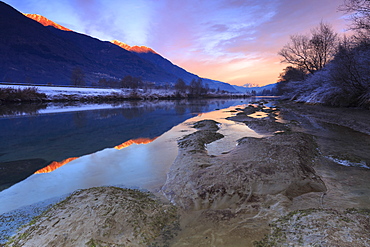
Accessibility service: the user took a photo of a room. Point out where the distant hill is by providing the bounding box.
[233,83,277,95]
[0,2,239,92]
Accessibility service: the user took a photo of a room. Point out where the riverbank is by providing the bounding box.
[0,84,248,103]
[161,101,369,246]
[279,101,370,135]
[2,100,369,246]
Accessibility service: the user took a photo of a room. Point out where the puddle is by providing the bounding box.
[188,105,265,156]
[247,111,269,119]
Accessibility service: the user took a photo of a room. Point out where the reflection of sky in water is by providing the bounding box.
[0,130,179,214]
[0,99,241,163]
[0,104,262,214]
[193,106,265,156]
[247,111,269,119]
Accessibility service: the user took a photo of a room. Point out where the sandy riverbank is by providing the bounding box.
[3,100,370,246]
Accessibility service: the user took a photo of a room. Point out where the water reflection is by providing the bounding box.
[114,137,157,150]
[0,99,247,190]
[0,102,261,214]
[0,103,47,117]
[194,107,266,155]
[34,157,78,174]
[34,137,159,174]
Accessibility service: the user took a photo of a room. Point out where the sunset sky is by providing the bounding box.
[5,0,349,86]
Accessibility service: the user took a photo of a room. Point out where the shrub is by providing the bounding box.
[0,87,47,102]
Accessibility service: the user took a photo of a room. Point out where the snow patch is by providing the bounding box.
[325,156,369,169]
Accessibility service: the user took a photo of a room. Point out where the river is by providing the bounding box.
[0,98,261,214]
[1,98,369,246]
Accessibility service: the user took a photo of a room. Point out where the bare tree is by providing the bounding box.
[189,78,203,96]
[278,66,306,83]
[174,78,187,94]
[71,67,85,87]
[120,75,142,90]
[329,39,370,105]
[340,0,370,34]
[310,23,339,69]
[278,22,338,74]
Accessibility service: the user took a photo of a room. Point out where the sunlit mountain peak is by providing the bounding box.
[23,13,72,31]
[129,45,158,54]
[111,40,132,50]
[111,40,158,54]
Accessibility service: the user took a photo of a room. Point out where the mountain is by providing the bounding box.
[233,83,277,94]
[23,13,72,31]
[0,2,238,92]
[111,40,238,92]
[0,2,179,85]
[112,40,158,54]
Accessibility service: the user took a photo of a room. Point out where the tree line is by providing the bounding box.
[70,69,225,97]
[276,0,370,107]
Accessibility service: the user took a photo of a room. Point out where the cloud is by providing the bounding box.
[149,0,347,86]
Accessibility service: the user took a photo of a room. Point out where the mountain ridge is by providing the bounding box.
[111,40,158,54]
[110,40,238,92]
[23,13,72,31]
[1,2,239,92]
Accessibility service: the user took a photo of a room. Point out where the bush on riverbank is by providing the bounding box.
[278,42,370,108]
[0,87,47,103]
[276,1,370,109]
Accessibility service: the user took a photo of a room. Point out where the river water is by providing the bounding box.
[0,98,261,214]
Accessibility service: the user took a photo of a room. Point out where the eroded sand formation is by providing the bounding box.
[162,119,326,210]
[5,187,179,247]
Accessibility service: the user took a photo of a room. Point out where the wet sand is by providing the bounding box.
[166,100,370,246]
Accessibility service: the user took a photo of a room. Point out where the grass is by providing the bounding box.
[0,87,47,102]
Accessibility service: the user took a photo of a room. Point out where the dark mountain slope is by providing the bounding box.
[0,2,176,85]
[46,27,177,83]
[0,2,86,83]
[112,40,239,92]
[23,13,72,31]
[1,1,240,92]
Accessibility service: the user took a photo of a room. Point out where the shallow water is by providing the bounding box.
[197,107,265,156]
[0,99,262,215]
[0,99,248,190]
[0,100,239,164]
[280,104,370,211]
